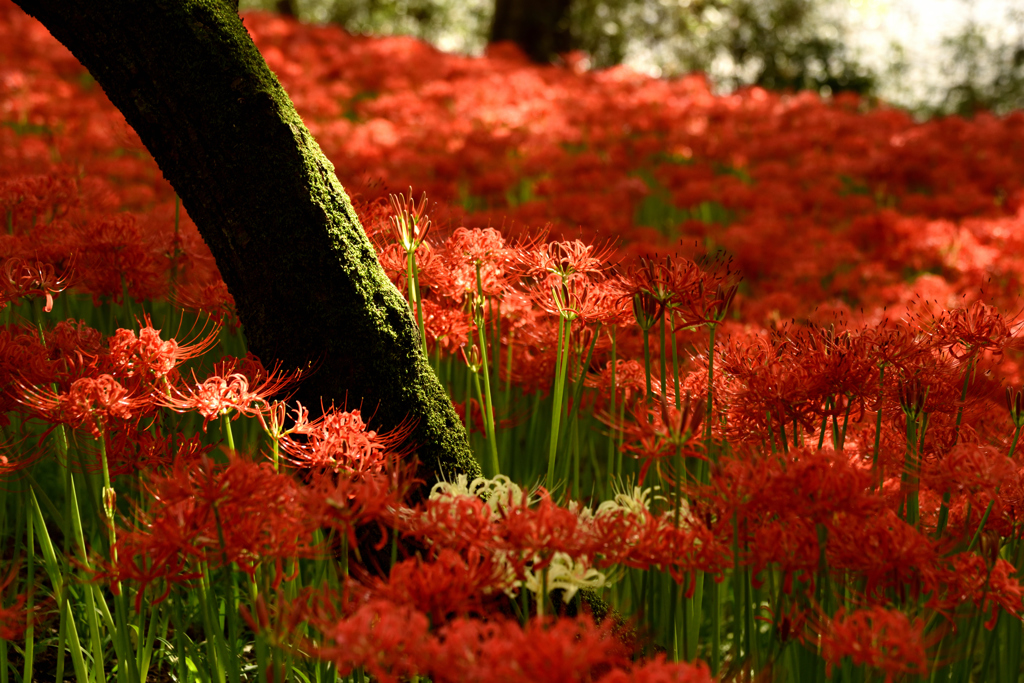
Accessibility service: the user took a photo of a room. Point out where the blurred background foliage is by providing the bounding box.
[240,0,1024,118]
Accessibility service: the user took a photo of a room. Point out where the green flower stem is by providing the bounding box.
[68,468,107,683]
[22,493,34,683]
[670,312,681,409]
[198,564,226,683]
[607,327,618,484]
[642,326,653,407]
[97,424,141,682]
[406,245,427,357]
[558,323,601,495]
[222,412,235,452]
[172,590,190,683]
[546,314,572,491]
[710,578,721,676]
[1009,422,1023,460]
[705,323,717,459]
[686,571,705,661]
[29,486,87,683]
[817,396,830,450]
[211,502,241,683]
[659,309,669,404]
[473,281,500,477]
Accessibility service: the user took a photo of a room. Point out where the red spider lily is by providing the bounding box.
[97,452,323,609]
[605,394,705,485]
[309,598,431,683]
[782,325,877,422]
[0,173,78,232]
[931,300,1016,361]
[44,319,104,377]
[938,553,1024,628]
[368,548,515,623]
[278,403,415,474]
[400,491,502,556]
[427,614,632,683]
[526,272,627,328]
[98,428,213,478]
[923,443,1017,502]
[620,255,701,317]
[817,606,930,682]
[160,355,303,430]
[516,237,618,282]
[19,373,153,437]
[599,656,713,683]
[437,227,511,300]
[71,214,165,303]
[171,279,237,326]
[1,255,72,312]
[721,334,820,447]
[588,359,665,406]
[421,297,472,355]
[102,316,221,386]
[389,189,432,253]
[863,322,935,375]
[493,491,595,562]
[826,508,941,603]
[613,513,731,586]
[306,464,418,553]
[620,254,738,331]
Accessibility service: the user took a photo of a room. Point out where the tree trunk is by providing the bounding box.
[275,0,299,18]
[12,0,480,488]
[489,0,573,64]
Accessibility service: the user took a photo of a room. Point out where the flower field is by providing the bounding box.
[3,1,1024,681]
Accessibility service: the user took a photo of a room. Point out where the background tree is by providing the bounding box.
[489,0,572,63]
[241,0,1024,117]
[245,0,876,96]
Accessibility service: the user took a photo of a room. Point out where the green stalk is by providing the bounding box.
[22,491,35,683]
[406,245,427,357]
[686,570,705,662]
[642,326,653,407]
[211,503,241,683]
[659,308,669,404]
[608,327,618,484]
[546,314,571,491]
[732,512,743,669]
[710,578,721,676]
[937,362,976,536]
[705,323,717,460]
[222,413,235,453]
[31,481,86,683]
[173,590,189,683]
[670,312,681,409]
[473,264,500,477]
[837,394,852,450]
[197,564,226,683]
[817,396,830,451]
[99,422,140,683]
[1009,422,1023,460]
[67,468,106,683]
[559,324,601,491]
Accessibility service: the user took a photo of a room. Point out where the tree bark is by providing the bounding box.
[12,0,480,488]
[489,0,573,64]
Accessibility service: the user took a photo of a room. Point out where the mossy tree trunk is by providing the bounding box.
[12,0,480,487]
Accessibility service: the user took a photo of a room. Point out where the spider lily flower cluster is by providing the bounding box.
[3,2,1024,682]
